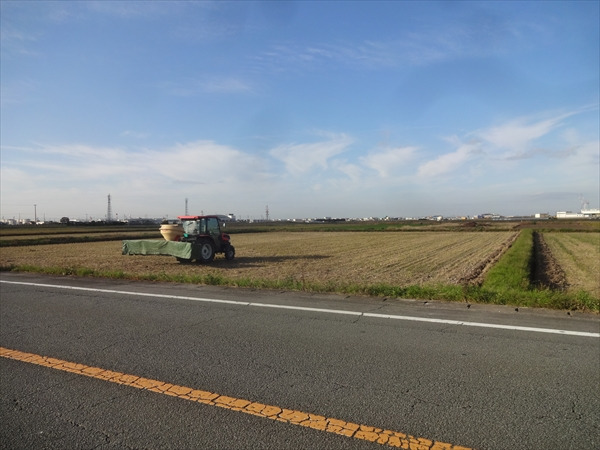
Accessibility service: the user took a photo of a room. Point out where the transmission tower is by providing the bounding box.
[185,198,189,215]
[580,194,589,211]
[265,205,269,221]
[107,194,112,222]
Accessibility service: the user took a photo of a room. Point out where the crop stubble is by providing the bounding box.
[1,231,518,288]
[542,232,600,298]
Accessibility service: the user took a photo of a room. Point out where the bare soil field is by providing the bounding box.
[542,232,600,299]
[0,231,517,288]
[0,227,159,245]
[0,232,158,243]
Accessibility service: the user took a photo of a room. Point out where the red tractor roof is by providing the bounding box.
[177,215,221,220]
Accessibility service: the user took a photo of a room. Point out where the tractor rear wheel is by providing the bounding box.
[197,239,215,263]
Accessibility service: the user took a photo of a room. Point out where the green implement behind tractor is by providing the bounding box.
[122,215,235,264]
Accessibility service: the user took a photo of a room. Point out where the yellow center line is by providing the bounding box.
[1,346,471,450]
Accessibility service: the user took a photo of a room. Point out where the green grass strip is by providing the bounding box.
[2,262,598,312]
[483,229,534,292]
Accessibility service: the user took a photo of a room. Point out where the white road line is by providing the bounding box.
[363,313,599,337]
[1,280,598,338]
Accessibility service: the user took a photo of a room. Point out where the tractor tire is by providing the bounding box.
[197,239,215,263]
[225,245,235,261]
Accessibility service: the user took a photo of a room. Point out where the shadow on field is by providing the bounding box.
[212,254,330,269]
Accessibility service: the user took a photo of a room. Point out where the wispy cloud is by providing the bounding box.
[85,1,194,19]
[201,77,254,94]
[476,112,576,154]
[0,79,38,106]
[502,146,579,161]
[251,40,405,73]
[120,130,149,140]
[0,26,39,57]
[417,139,481,178]
[414,108,599,181]
[250,11,543,74]
[158,76,254,97]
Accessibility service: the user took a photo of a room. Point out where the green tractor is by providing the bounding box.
[177,215,235,263]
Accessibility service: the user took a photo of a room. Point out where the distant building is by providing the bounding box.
[556,211,583,219]
[479,213,502,220]
[556,209,600,219]
[582,209,600,218]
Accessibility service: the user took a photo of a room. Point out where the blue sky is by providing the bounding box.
[1,1,598,221]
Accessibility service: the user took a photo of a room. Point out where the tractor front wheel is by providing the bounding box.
[197,239,215,263]
[225,245,235,261]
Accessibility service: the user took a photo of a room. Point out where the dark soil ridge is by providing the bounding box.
[0,234,160,247]
[532,231,568,291]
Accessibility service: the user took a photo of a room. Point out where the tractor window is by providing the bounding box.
[182,220,198,235]
[206,218,220,235]
[182,219,206,235]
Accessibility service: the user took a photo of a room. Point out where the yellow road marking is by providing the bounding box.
[1,347,471,450]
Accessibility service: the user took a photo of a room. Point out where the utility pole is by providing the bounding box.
[107,194,112,222]
[34,204,37,224]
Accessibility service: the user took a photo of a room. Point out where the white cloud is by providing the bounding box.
[269,133,353,175]
[144,141,264,185]
[2,140,266,191]
[1,106,597,220]
[551,140,600,175]
[0,140,272,219]
[331,160,363,182]
[360,146,416,178]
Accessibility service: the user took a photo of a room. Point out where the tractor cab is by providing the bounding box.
[177,215,235,263]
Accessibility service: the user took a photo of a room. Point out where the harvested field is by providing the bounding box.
[0,231,516,288]
[542,232,600,299]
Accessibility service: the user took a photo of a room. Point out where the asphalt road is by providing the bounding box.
[1,272,599,449]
